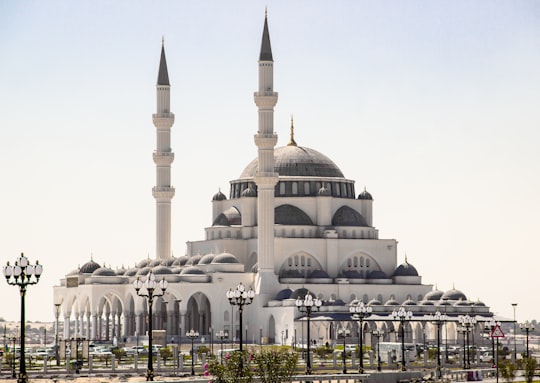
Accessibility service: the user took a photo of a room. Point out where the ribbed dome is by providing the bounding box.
[367,270,388,279]
[424,289,444,301]
[340,270,364,279]
[124,267,138,277]
[240,146,344,178]
[394,260,419,277]
[92,267,115,277]
[180,266,205,275]
[198,254,216,265]
[307,269,330,279]
[241,186,256,197]
[357,188,373,200]
[80,260,101,274]
[441,288,467,301]
[212,190,227,201]
[148,259,162,267]
[290,288,316,300]
[212,252,240,264]
[186,254,203,266]
[274,288,293,301]
[402,299,417,306]
[173,256,189,266]
[384,298,400,306]
[137,259,151,268]
[367,298,382,306]
[153,265,173,275]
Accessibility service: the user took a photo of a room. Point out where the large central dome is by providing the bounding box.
[240,145,345,178]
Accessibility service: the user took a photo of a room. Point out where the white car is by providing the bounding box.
[480,352,493,363]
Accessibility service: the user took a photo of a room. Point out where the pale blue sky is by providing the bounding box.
[0,1,539,324]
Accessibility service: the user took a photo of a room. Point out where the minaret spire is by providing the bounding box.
[254,11,278,291]
[288,115,297,146]
[152,40,175,260]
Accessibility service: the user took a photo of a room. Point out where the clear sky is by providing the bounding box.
[0,1,538,325]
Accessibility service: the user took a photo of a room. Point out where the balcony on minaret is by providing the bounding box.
[153,151,175,166]
[152,186,175,200]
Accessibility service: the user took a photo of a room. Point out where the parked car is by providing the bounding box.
[480,352,493,363]
[123,346,147,355]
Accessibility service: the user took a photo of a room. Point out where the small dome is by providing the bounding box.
[441,288,467,301]
[186,254,203,266]
[367,298,382,306]
[241,186,256,197]
[437,299,453,306]
[274,288,293,301]
[173,256,189,266]
[212,190,227,201]
[317,186,331,196]
[454,298,472,307]
[326,299,346,306]
[424,288,444,301]
[340,270,364,279]
[92,267,116,277]
[124,267,138,277]
[307,269,330,279]
[161,258,176,266]
[419,300,435,306]
[115,266,127,275]
[473,300,486,307]
[171,266,183,274]
[367,270,388,279]
[402,299,417,306]
[198,254,216,265]
[136,266,151,276]
[180,266,206,275]
[137,259,151,268]
[153,265,173,275]
[358,187,373,200]
[80,259,101,274]
[394,259,419,277]
[290,288,316,300]
[212,252,240,264]
[384,298,400,306]
[148,259,162,267]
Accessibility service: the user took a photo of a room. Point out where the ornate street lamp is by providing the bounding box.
[372,329,384,371]
[520,321,535,359]
[186,329,199,375]
[226,282,255,353]
[350,302,372,373]
[429,311,447,378]
[338,326,350,374]
[458,314,476,369]
[3,253,43,383]
[216,330,228,364]
[484,318,499,368]
[391,306,413,371]
[295,293,322,374]
[54,303,61,366]
[133,271,168,381]
[512,303,517,362]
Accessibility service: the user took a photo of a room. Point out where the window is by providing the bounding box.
[280,182,285,195]
[304,182,310,195]
[292,182,298,195]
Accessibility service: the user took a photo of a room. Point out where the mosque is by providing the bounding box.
[53,15,494,348]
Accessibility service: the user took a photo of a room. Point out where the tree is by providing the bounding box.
[524,357,538,383]
[159,347,173,365]
[253,349,298,383]
[207,350,254,383]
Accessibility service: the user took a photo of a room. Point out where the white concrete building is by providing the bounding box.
[53,14,495,348]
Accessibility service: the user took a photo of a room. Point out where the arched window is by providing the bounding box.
[288,258,292,267]
[294,256,299,267]
[377,294,383,302]
[360,257,364,267]
[307,258,311,267]
[292,229,296,237]
[363,294,369,303]
[301,256,305,267]
[353,256,358,267]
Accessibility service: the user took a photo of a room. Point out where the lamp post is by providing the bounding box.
[295,293,322,374]
[186,329,199,375]
[54,303,61,366]
[429,311,447,378]
[226,282,255,353]
[350,301,372,373]
[484,318,499,368]
[391,306,413,371]
[512,303,517,362]
[133,271,168,381]
[3,253,43,383]
[520,321,535,359]
[372,329,384,371]
[338,326,350,374]
[458,314,476,369]
[216,330,228,364]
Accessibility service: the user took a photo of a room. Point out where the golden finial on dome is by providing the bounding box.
[287,115,297,146]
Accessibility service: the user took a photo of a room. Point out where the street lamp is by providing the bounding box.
[484,318,499,368]
[429,311,447,378]
[512,303,517,362]
[337,326,350,374]
[372,329,384,371]
[458,314,476,369]
[350,302,372,373]
[216,330,228,364]
[520,321,535,359]
[295,293,322,374]
[133,271,168,381]
[3,253,43,383]
[391,306,413,371]
[54,303,61,366]
[186,329,199,375]
[226,282,255,353]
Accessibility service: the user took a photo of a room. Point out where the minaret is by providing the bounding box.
[152,39,175,260]
[254,13,278,291]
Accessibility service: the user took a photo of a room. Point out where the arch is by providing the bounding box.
[185,292,212,335]
[279,251,324,278]
[212,206,241,226]
[332,206,368,226]
[275,205,313,225]
[268,315,276,344]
